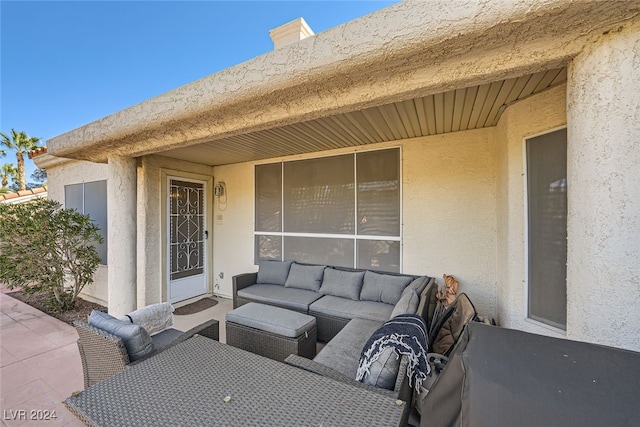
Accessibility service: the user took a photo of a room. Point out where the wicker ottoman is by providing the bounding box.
[225,303,317,362]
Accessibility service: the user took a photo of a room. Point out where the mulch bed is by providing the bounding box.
[7,290,107,325]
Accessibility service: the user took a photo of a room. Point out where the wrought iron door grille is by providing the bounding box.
[169,180,205,280]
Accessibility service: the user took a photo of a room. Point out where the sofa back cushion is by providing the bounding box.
[360,271,413,305]
[390,289,420,318]
[284,263,325,291]
[402,276,431,299]
[319,268,365,301]
[88,310,155,361]
[256,260,293,286]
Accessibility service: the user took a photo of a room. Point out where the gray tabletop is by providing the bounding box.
[65,335,407,426]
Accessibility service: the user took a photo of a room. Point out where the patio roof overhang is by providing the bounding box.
[46,0,640,166]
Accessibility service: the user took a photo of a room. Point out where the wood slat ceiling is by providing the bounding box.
[160,67,567,166]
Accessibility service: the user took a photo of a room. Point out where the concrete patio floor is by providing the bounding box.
[0,290,233,426]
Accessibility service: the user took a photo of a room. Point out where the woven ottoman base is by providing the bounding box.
[225,303,317,362]
[226,321,317,362]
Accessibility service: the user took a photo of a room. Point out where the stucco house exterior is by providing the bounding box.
[35,0,640,353]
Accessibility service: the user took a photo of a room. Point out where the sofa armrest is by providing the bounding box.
[394,355,412,404]
[232,272,258,308]
[284,355,398,399]
[179,319,220,342]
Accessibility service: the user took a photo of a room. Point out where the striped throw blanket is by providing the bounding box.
[356,314,430,391]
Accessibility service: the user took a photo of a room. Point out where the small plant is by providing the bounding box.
[0,198,103,311]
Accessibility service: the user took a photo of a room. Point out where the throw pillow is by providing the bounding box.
[390,289,420,318]
[284,263,325,291]
[319,268,365,301]
[256,260,293,285]
[359,347,401,390]
[360,271,413,305]
[89,310,155,361]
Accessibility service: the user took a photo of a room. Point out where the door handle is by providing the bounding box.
[204,230,209,239]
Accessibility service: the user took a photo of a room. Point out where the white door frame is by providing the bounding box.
[163,173,213,303]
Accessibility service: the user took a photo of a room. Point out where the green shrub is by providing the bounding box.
[0,198,103,311]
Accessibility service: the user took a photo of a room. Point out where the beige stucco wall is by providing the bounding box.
[46,160,109,306]
[47,1,640,163]
[36,1,639,350]
[45,155,215,310]
[495,83,567,338]
[42,82,570,331]
[210,162,256,298]
[402,130,497,316]
[211,128,499,318]
[567,23,640,352]
[137,155,214,308]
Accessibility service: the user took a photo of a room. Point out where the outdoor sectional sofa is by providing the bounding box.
[233,260,436,343]
[232,260,437,411]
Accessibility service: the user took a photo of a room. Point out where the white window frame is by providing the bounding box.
[254,147,403,271]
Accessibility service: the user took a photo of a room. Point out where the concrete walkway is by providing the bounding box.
[0,291,83,426]
[0,290,233,426]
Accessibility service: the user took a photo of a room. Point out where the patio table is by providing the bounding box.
[64,335,407,427]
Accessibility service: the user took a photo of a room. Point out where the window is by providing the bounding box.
[526,129,567,330]
[255,148,401,272]
[65,180,108,265]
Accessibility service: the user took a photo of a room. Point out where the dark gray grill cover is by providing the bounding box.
[421,322,640,427]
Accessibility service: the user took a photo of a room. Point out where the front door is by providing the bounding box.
[168,177,208,303]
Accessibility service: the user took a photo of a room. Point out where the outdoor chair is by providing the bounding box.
[74,307,219,388]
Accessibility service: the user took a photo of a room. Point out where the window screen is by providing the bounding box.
[357,149,400,236]
[357,239,401,272]
[284,155,354,234]
[284,236,354,268]
[255,148,401,272]
[526,129,567,330]
[65,180,108,265]
[255,163,281,232]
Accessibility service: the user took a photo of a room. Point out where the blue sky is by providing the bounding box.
[1,0,397,180]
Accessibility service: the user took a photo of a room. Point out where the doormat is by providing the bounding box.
[174,297,218,316]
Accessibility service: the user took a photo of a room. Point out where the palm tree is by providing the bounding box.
[1,163,17,195]
[0,129,42,191]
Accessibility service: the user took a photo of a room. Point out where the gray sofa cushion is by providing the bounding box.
[257,260,293,285]
[151,328,183,352]
[285,263,325,291]
[226,303,316,338]
[400,275,430,299]
[309,295,393,323]
[89,310,155,361]
[390,289,420,318]
[319,268,365,301]
[360,346,401,390]
[313,318,383,378]
[360,271,413,305]
[237,284,323,312]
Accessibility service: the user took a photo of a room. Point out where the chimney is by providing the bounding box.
[269,17,314,50]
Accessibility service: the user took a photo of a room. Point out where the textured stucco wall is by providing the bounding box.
[495,84,567,338]
[47,1,640,163]
[403,129,497,317]
[107,156,137,317]
[566,23,640,352]
[211,129,499,318]
[45,160,109,306]
[137,155,214,308]
[211,162,256,298]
